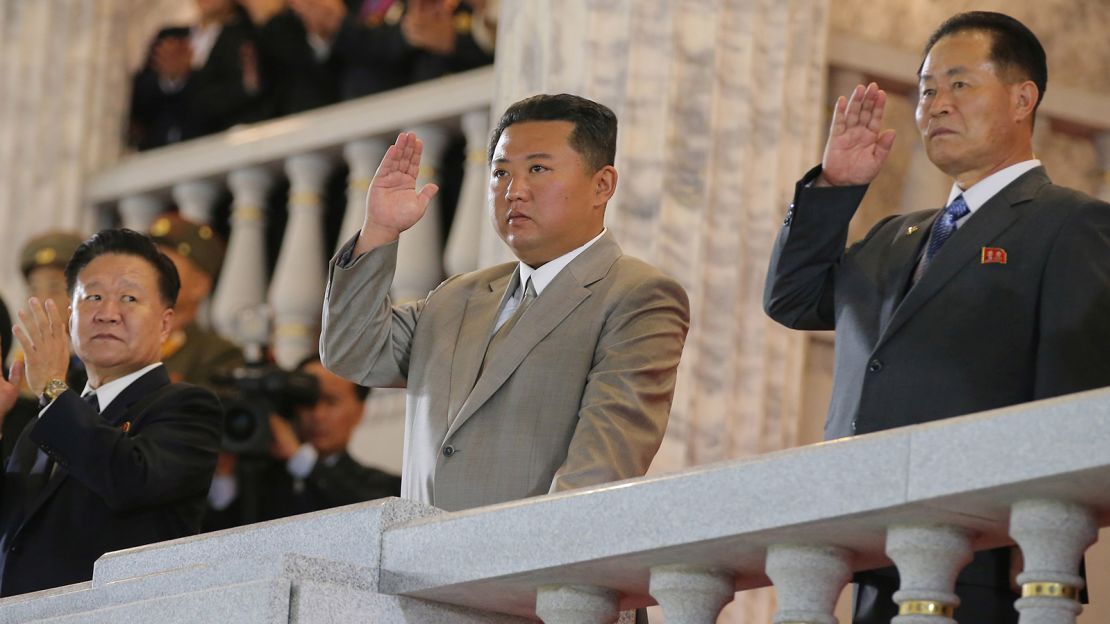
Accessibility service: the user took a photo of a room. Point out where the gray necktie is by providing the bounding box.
[481,279,537,374]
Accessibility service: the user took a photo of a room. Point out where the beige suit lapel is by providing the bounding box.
[445,233,623,439]
[446,269,517,428]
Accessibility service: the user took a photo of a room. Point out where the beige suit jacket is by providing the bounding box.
[320,232,689,511]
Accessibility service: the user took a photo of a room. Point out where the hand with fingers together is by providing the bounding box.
[12,298,71,398]
[354,131,441,256]
[0,351,26,420]
[818,82,897,187]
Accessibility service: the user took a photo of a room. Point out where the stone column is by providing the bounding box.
[886,525,973,624]
[337,138,389,253]
[118,194,165,232]
[211,167,272,347]
[172,179,221,225]
[535,585,619,624]
[444,109,490,276]
[1094,132,1110,204]
[1010,499,1097,624]
[649,564,734,624]
[269,153,331,369]
[393,124,448,301]
[765,544,852,624]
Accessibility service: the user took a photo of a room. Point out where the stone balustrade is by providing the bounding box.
[1,387,1106,623]
[83,67,496,363]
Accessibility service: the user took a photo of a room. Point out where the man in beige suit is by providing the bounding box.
[321,94,689,511]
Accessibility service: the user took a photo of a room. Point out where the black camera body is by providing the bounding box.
[214,364,319,456]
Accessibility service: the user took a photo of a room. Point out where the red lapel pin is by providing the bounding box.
[119,421,131,433]
[981,247,1007,264]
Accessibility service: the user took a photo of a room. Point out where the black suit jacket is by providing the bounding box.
[0,366,223,597]
[764,165,1110,591]
[203,451,400,531]
[129,19,263,150]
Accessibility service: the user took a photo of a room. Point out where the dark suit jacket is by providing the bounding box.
[764,165,1110,591]
[0,366,223,597]
[129,19,263,150]
[204,451,401,531]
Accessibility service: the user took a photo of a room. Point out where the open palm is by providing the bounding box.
[357,132,440,254]
[821,83,896,186]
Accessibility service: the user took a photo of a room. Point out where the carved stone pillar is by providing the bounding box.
[444,110,490,276]
[172,179,221,225]
[269,153,331,369]
[765,544,852,624]
[649,564,734,624]
[338,138,388,253]
[535,585,619,624]
[886,525,973,624]
[118,194,165,232]
[211,167,272,346]
[393,124,448,301]
[1010,499,1097,624]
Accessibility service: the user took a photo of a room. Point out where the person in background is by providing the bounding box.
[205,356,400,530]
[129,0,263,150]
[148,214,244,389]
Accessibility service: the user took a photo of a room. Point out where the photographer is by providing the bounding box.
[205,356,400,530]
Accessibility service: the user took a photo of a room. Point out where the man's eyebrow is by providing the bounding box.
[919,66,968,81]
[492,152,555,163]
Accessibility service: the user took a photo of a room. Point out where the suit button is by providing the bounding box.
[867,359,883,372]
[442,445,455,457]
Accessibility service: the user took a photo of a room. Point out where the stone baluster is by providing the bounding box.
[1010,499,1097,624]
[211,167,272,347]
[172,179,221,224]
[118,194,165,232]
[337,138,389,253]
[444,109,490,276]
[649,564,734,624]
[269,153,331,369]
[1094,132,1110,203]
[886,525,972,623]
[393,124,448,301]
[535,585,619,624]
[765,544,852,624]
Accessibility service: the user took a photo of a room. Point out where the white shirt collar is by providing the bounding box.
[946,159,1041,219]
[190,23,222,69]
[517,228,607,296]
[82,362,164,412]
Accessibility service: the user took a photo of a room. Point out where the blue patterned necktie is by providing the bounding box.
[925,195,970,264]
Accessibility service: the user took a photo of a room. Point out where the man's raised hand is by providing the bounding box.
[818,83,896,187]
[12,298,70,397]
[355,132,440,255]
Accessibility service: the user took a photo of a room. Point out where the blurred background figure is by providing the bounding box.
[148,214,245,389]
[3,232,87,461]
[205,357,400,530]
[129,0,263,150]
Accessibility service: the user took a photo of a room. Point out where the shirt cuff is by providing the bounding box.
[286,443,319,479]
[307,32,333,61]
[208,474,238,510]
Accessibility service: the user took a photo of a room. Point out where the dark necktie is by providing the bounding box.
[914,195,971,284]
[925,195,970,264]
[83,392,99,414]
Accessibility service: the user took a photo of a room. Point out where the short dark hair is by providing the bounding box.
[488,93,618,172]
[296,355,370,401]
[920,12,1047,113]
[65,229,181,308]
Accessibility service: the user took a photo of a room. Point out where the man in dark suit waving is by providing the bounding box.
[0,229,223,597]
[764,11,1110,624]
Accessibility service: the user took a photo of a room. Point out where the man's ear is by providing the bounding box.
[593,165,618,205]
[160,307,175,341]
[1012,80,1038,123]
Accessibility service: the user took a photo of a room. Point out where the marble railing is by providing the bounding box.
[84,66,495,368]
[2,387,1107,623]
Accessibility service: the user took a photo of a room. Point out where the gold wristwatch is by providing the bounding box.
[41,378,69,404]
